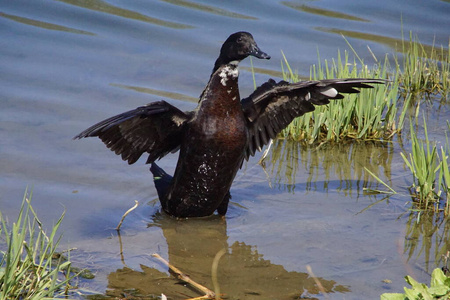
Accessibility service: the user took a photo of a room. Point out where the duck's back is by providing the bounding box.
[161,64,248,217]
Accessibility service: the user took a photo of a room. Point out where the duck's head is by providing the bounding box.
[213,32,270,73]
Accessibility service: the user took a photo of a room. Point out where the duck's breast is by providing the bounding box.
[164,65,248,216]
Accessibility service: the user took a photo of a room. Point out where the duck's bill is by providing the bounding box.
[250,45,271,60]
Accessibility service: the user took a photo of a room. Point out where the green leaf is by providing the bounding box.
[403,286,420,299]
[380,293,407,300]
[427,285,448,296]
[430,268,447,287]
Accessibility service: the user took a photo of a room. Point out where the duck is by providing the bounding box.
[75,31,385,218]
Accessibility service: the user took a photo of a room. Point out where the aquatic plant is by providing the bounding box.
[277,32,449,145]
[401,120,442,212]
[381,268,450,300]
[441,122,450,214]
[280,49,408,144]
[400,119,450,215]
[274,34,450,216]
[0,189,75,300]
[394,32,450,99]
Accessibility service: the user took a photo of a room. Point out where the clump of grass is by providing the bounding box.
[401,120,442,212]
[280,50,408,144]
[395,32,450,98]
[0,189,75,299]
[400,120,450,215]
[278,33,449,145]
[441,154,450,214]
[439,122,450,215]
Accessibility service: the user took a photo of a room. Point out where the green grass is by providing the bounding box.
[401,119,442,212]
[399,119,450,215]
[274,34,449,214]
[277,32,449,145]
[0,189,76,300]
[395,32,450,98]
[440,122,450,214]
[279,49,409,144]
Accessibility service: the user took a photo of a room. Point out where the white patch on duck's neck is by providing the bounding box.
[219,65,239,87]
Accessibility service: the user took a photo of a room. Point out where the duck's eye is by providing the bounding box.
[237,37,243,43]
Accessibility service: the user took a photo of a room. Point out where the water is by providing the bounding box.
[1,0,449,299]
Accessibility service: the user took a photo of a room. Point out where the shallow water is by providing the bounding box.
[1,0,450,299]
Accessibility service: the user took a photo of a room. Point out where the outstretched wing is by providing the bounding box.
[241,78,386,158]
[74,100,191,164]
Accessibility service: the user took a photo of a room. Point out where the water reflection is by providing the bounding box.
[111,83,198,103]
[55,0,193,29]
[160,0,257,20]
[105,214,350,299]
[404,211,450,273]
[265,139,394,197]
[0,12,95,35]
[316,28,441,56]
[282,2,369,22]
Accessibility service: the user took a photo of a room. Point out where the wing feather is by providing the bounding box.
[242,78,387,158]
[74,100,191,164]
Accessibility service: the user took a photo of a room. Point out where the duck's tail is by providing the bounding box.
[150,163,172,203]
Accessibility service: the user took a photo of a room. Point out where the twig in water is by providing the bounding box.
[306,265,329,300]
[258,139,273,165]
[117,230,126,266]
[211,248,226,300]
[116,200,138,231]
[152,253,218,300]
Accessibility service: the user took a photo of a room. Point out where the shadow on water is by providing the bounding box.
[103,213,350,299]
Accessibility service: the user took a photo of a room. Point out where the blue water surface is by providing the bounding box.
[1,0,449,299]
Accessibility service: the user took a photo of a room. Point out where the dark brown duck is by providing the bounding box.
[75,32,385,218]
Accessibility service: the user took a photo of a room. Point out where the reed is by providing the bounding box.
[394,32,450,98]
[440,122,450,215]
[401,120,442,212]
[278,33,449,144]
[400,119,450,215]
[0,189,75,300]
[280,50,409,144]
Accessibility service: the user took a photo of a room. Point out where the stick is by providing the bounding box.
[211,249,226,300]
[306,265,329,299]
[258,139,273,164]
[116,200,138,231]
[152,253,217,299]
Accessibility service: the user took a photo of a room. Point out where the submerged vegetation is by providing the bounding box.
[0,189,76,299]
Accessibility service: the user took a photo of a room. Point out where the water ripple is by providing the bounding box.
[161,0,257,20]
[282,2,369,22]
[0,12,96,35]
[55,0,194,29]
